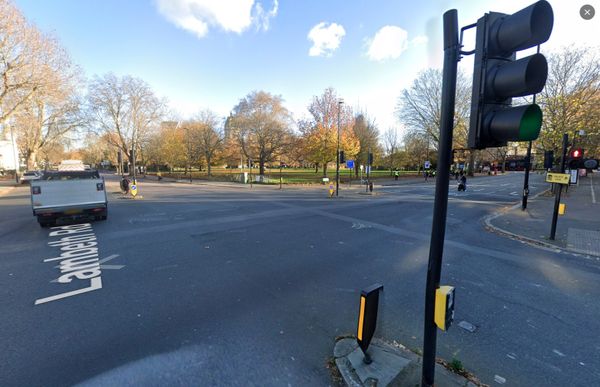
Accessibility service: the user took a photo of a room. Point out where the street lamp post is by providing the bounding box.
[336,99,344,197]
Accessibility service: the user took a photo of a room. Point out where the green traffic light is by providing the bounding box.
[518,104,542,141]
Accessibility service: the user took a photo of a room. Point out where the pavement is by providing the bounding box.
[334,337,481,386]
[487,171,600,258]
[2,172,600,386]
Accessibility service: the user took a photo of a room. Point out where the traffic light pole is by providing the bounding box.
[550,133,568,240]
[422,9,458,387]
[522,140,532,210]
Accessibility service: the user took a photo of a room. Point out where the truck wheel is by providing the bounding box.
[39,220,54,228]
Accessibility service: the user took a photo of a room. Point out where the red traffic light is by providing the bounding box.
[570,148,583,159]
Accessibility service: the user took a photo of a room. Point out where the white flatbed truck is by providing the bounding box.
[30,170,108,227]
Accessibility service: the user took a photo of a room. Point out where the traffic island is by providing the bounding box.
[332,336,483,386]
[485,174,600,258]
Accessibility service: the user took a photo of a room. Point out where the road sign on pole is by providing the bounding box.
[424,161,431,169]
[545,172,569,185]
[130,180,138,197]
[346,160,355,169]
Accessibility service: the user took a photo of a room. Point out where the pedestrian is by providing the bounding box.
[458,173,467,191]
[394,170,399,181]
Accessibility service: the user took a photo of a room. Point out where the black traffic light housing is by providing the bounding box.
[468,1,554,149]
[568,148,584,169]
[367,152,373,165]
[543,150,554,169]
[339,150,345,164]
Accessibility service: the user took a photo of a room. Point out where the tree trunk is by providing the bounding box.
[322,163,327,177]
[207,156,212,177]
[25,150,36,170]
[314,163,319,173]
[467,151,475,176]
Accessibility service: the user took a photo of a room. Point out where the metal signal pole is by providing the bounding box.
[422,9,459,387]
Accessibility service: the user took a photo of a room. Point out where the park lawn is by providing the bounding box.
[150,167,421,184]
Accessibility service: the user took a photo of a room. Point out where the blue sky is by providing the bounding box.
[14,0,599,133]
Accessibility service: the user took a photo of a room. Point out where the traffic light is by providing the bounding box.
[570,148,583,159]
[468,1,554,149]
[543,150,553,169]
[568,148,584,169]
[339,150,345,164]
[368,152,373,165]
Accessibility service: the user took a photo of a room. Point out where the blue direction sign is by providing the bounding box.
[346,160,355,169]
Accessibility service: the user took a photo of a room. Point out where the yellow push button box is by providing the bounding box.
[435,286,455,331]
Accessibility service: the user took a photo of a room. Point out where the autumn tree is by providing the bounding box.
[1,0,85,168]
[87,73,165,174]
[1,0,62,125]
[397,69,471,171]
[536,47,600,157]
[352,113,380,176]
[302,88,359,176]
[230,91,292,176]
[383,127,400,174]
[12,51,84,169]
[183,110,223,177]
[403,131,432,170]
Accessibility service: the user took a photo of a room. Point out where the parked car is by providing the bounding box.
[20,170,41,184]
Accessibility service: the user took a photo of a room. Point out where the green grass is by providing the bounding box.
[449,358,464,373]
[149,167,421,184]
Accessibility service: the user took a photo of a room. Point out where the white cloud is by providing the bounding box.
[253,0,278,31]
[155,0,278,38]
[307,22,346,57]
[366,26,427,62]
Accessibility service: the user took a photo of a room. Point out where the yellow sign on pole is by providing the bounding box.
[130,180,138,197]
[546,173,570,185]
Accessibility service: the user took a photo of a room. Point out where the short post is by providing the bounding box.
[356,284,384,364]
[550,133,568,240]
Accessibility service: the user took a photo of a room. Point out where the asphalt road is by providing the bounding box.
[1,172,599,386]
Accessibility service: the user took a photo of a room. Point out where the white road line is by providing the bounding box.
[591,173,596,204]
[510,191,518,196]
[35,277,102,305]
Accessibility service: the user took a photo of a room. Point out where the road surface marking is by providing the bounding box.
[553,349,566,357]
[35,223,120,305]
[591,173,596,204]
[35,277,102,305]
[510,191,518,196]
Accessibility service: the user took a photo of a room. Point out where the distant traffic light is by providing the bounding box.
[543,150,553,169]
[568,148,584,169]
[339,150,345,164]
[570,148,583,159]
[468,1,554,149]
[368,152,373,165]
